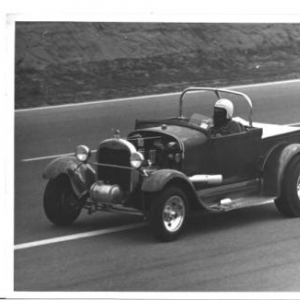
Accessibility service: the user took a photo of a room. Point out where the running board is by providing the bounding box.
[197,178,261,199]
[208,196,275,212]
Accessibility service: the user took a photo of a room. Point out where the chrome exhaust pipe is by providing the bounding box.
[189,174,223,184]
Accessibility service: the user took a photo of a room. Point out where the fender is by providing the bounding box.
[141,169,194,192]
[262,143,300,196]
[43,156,96,198]
[277,143,300,192]
[141,169,207,211]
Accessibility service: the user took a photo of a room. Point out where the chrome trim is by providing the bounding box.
[130,151,144,169]
[99,138,137,154]
[92,162,134,170]
[96,138,138,170]
[209,196,275,212]
[97,138,138,192]
[75,145,91,162]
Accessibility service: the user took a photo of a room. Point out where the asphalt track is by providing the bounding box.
[14,80,300,293]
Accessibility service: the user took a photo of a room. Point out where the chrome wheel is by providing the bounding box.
[162,196,186,232]
[149,186,189,242]
[297,174,300,201]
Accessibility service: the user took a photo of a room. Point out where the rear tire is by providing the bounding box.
[44,174,83,226]
[275,155,300,217]
[149,186,188,242]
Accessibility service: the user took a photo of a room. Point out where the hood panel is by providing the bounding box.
[128,125,208,176]
[131,125,207,149]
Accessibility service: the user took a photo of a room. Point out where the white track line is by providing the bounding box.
[21,152,75,162]
[15,91,180,113]
[21,149,97,162]
[14,223,145,251]
[15,79,300,113]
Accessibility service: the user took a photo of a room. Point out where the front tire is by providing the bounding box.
[44,174,83,226]
[275,155,300,217]
[149,186,188,242]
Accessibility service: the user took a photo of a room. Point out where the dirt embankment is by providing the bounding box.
[15,23,300,108]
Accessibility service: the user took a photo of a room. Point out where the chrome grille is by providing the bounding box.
[97,142,132,191]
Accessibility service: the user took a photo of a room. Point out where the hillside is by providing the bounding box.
[15,23,300,108]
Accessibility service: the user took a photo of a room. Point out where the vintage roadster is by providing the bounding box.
[43,87,300,241]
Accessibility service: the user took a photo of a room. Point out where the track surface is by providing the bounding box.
[15,80,300,291]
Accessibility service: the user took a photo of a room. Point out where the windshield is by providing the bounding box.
[187,113,213,131]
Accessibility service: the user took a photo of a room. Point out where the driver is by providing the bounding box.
[210,98,245,136]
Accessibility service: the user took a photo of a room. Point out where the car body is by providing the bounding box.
[43,87,300,241]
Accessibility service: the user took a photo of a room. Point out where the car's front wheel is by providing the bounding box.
[275,155,300,217]
[149,186,188,242]
[43,174,83,226]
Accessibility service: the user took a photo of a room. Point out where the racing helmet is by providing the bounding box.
[214,98,234,119]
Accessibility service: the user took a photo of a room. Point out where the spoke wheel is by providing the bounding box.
[149,186,188,242]
[44,174,83,226]
[275,155,300,217]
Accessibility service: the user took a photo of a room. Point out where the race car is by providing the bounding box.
[42,87,300,241]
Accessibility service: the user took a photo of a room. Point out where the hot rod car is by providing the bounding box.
[43,87,300,242]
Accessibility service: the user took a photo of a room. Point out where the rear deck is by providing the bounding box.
[233,117,300,139]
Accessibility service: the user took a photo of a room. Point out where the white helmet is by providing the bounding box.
[214,99,234,119]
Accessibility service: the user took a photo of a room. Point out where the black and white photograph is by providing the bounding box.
[3,0,300,298]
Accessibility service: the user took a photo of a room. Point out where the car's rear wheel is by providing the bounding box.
[149,186,188,242]
[275,155,300,217]
[44,174,83,226]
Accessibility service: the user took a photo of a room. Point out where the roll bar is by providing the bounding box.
[179,87,253,127]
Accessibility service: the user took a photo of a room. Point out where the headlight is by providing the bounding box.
[75,145,91,162]
[130,151,144,169]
